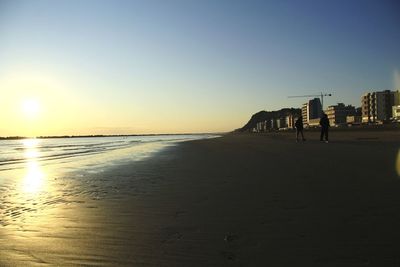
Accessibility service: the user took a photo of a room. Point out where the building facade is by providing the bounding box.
[325,103,356,126]
[346,115,362,124]
[302,98,322,127]
[285,114,296,129]
[392,105,400,121]
[361,90,400,123]
[276,117,287,129]
[255,120,272,132]
[301,103,308,126]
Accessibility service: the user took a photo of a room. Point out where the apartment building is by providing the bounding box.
[301,98,322,127]
[361,90,399,123]
[325,103,356,126]
[285,114,296,129]
[276,117,287,129]
[392,105,400,121]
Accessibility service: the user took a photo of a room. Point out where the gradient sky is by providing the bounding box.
[0,0,399,136]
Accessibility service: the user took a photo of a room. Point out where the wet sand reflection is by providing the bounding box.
[0,139,96,265]
[1,139,59,227]
[21,139,45,194]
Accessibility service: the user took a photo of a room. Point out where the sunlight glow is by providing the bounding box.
[21,99,41,119]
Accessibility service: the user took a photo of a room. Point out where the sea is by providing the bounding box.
[0,134,218,226]
[0,134,217,172]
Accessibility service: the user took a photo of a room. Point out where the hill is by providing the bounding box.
[237,108,301,132]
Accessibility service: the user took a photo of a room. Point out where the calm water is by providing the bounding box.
[0,134,217,227]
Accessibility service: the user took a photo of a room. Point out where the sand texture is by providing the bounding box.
[1,130,400,266]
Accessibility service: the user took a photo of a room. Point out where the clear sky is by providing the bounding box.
[0,0,399,136]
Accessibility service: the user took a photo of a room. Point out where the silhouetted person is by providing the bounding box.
[295,116,305,142]
[319,113,330,143]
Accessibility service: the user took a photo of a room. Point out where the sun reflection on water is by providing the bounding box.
[20,138,46,194]
[22,161,45,193]
[22,138,39,148]
[24,149,39,159]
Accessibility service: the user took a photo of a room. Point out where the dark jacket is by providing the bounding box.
[295,118,303,130]
[319,116,330,129]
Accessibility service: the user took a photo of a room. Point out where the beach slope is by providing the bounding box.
[1,131,400,266]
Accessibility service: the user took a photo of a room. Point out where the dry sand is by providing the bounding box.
[1,129,400,266]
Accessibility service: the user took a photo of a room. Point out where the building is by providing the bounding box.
[395,90,400,107]
[361,90,400,123]
[355,107,362,116]
[346,115,362,125]
[301,103,308,126]
[285,114,297,129]
[270,118,276,130]
[393,91,400,121]
[255,121,264,132]
[392,105,400,121]
[276,117,287,129]
[255,120,271,132]
[302,98,322,127]
[308,118,320,127]
[325,103,356,126]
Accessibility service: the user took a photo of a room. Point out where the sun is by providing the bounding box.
[21,98,41,119]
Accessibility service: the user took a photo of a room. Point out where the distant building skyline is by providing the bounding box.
[251,89,399,132]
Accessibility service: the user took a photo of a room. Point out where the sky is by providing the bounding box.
[0,0,399,136]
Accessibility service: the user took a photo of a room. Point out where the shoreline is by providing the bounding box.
[0,133,223,141]
[1,131,400,266]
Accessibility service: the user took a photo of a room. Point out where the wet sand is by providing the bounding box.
[1,130,400,266]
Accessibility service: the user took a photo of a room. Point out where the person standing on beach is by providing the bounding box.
[295,116,305,142]
[319,113,330,143]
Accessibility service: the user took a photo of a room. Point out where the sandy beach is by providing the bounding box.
[1,129,400,266]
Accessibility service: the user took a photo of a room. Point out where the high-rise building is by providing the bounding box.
[301,103,308,126]
[301,98,322,126]
[361,90,399,123]
[325,103,356,126]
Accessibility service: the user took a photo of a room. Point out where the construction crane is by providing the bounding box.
[287,92,332,110]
